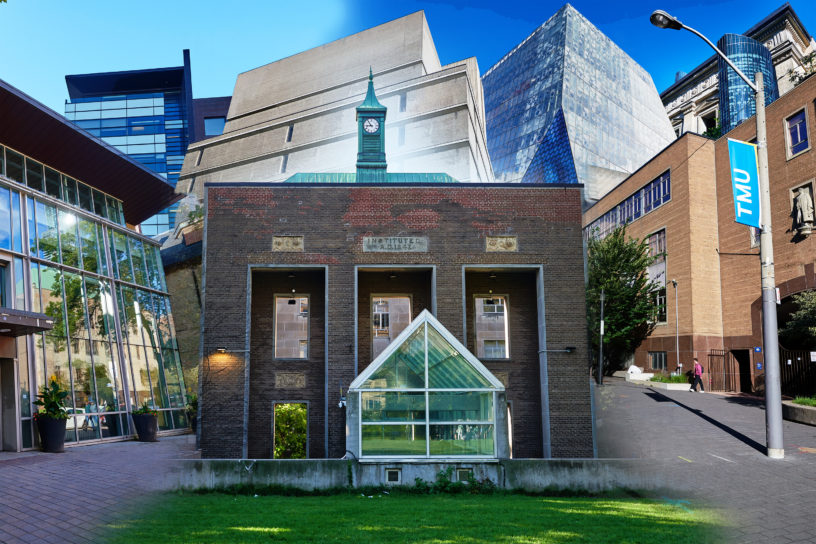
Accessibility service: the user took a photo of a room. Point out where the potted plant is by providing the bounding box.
[33,377,70,453]
[131,402,159,442]
[185,394,198,432]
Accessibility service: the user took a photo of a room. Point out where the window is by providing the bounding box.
[399,93,407,113]
[647,230,667,323]
[372,296,411,359]
[204,117,226,137]
[275,294,309,359]
[0,262,7,307]
[786,110,809,157]
[475,295,509,359]
[280,154,288,174]
[285,124,294,143]
[649,352,667,370]
[585,171,671,241]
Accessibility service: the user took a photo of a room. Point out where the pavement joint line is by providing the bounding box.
[677,456,693,463]
[707,452,735,463]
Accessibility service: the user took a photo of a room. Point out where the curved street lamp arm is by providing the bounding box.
[680,23,759,93]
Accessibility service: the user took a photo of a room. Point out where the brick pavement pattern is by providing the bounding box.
[596,379,816,544]
[0,435,197,544]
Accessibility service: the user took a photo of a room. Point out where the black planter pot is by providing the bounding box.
[131,413,159,442]
[36,416,67,453]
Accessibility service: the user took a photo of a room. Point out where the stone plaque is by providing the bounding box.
[493,372,510,387]
[363,236,428,252]
[272,236,304,252]
[274,372,306,389]
[486,236,518,252]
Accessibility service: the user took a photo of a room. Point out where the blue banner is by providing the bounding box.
[727,139,761,228]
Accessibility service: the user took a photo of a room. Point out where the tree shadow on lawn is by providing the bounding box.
[103,493,726,544]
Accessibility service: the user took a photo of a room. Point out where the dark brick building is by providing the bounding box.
[200,183,594,459]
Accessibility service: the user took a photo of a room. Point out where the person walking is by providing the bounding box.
[689,358,705,393]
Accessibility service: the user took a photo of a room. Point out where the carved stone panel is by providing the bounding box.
[362,236,428,252]
[274,372,306,389]
[273,236,304,252]
[486,236,518,252]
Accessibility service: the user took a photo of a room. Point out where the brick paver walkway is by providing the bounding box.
[596,379,816,544]
[0,434,197,544]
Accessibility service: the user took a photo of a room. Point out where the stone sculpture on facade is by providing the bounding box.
[793,186,814,236]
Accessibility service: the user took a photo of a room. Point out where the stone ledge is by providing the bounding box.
[782,401,816,427]
[627,380,691,391]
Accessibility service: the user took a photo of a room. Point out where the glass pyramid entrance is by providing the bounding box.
[349,310,504,459]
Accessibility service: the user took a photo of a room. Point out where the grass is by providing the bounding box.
[793,396,816,407]
[650,374,690,384]
[104,492,725,543]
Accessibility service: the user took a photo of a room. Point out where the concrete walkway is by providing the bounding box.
[596,379,816,544]
[0,434,197,544]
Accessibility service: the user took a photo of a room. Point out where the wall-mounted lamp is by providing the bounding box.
[388,272,397,279]
[287,272,296,279]
[488,272,497,280]
[538,347,577,354]
[288,288,297,304]
[214,347,250,354]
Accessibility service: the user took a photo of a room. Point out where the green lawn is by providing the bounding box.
[105,493,724,543]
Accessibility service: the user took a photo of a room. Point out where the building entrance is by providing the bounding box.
[0,357,18,451]
[732,350,752,394]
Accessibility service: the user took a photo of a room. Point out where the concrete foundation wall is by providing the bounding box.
[173,458,669,492]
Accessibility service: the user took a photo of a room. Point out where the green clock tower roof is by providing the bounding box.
[356,68,386,113]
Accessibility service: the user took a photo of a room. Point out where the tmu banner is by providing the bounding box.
[727,139,761,228]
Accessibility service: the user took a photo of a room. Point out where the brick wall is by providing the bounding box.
[201,184,593,458]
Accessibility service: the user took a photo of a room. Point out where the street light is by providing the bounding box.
[651,10,784,459]
[671,279,679,373]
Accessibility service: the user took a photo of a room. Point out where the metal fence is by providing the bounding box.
[779,347,816,397]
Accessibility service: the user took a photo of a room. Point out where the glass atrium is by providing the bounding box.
[349,310,504,459]
[0,143,187,449]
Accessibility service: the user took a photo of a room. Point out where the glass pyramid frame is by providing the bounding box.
[350,310,504,458]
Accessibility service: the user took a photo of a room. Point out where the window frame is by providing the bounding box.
[784,107,811,160]
[273,292,310,360]
[648,351,667,371]
[370,293,413,361]
[473,293,510,360]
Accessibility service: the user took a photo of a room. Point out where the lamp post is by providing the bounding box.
[650,10,784,459]
[671,279,680,373]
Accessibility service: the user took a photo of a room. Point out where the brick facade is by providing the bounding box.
[201,184,593,459]
[584,75,816,393]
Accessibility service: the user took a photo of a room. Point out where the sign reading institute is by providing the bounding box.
[363,236,428,252]
[727,139,761,229]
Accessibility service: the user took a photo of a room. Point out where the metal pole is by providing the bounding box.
[672,280,679,372]
[755,72,784,459]
[599,289,605,385]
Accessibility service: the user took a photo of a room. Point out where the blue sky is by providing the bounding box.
[2,0,814,113]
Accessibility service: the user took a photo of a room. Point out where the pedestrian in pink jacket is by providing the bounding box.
[689,358,705,393]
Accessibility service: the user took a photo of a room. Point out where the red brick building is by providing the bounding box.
[584,74,816,394]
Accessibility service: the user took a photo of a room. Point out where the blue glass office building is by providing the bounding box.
[717,34,779,134]
[482,5,676,208]
[64,51,194,236]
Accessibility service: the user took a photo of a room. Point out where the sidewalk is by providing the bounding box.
[0,434,197,544]
[596,379,816,544]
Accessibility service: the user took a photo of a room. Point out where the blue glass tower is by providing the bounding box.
[483,4,676,208]
[65,51,194,236]
[717,34,779,134]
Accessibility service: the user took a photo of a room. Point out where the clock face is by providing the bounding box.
[363,118,380,134]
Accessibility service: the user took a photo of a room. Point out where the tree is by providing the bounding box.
[586,225,662,375]
[273,403,307,459]
[779,291,816,349]
[788,52,816,87]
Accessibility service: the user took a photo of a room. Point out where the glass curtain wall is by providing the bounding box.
[0,156,187,448]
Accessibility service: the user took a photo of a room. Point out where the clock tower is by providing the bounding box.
[356,68,387,182]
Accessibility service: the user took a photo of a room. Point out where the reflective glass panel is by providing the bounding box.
[0,186,10,250]
[92,190,107,218]
[363,325,425,389]
[58,210,79,268]
[62,271,88,339]
[39,264,65,335]
[11,190,21,252]
[101,413,126,438]
[5,149,24,183]
[428,324,491,388]
[26,197,36,256]
[111,231,132,282]
[44,168,61,199]
[29,262,41,314]
[428,392,493,422]
[35,200,59,262]
[25,158,43,191]
[14,257,25,310]
[361,392,425,422]
[93,341,121,413]
[77,183,93,213]
[371,296,411,360]
[78,219,101,273]
[429,425,493,456]
[129,237,147,286]
[17,338,30,417]
[127,344,152,407]
[474,296,508,360]
[62,176,78,206]
[361,425,426,456]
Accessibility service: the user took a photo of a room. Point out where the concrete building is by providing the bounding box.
[64,50,231,236]
[482,4,676,208]
[178,11,493,197]
[584,72,816,395]
[198,75,593,460]
[662,3,814,138]
[0,78,189,452]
